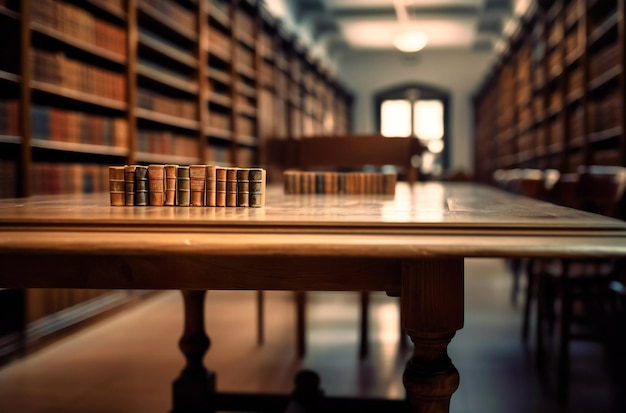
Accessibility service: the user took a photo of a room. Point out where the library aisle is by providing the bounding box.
[0,259,622,413]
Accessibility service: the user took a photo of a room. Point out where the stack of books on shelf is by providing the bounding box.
[32,0,127,57]
[32,163,109,195]
[31,105,128,147]
[32,50,125,101]
[0,160,17,198]
[283,170,397,195]
[142,0,195,30]
[0,99,19,136]
[138,88,197,120]
[137,130,197,157]
[109,164,266,207]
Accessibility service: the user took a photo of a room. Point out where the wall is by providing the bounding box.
[336,49,494,173]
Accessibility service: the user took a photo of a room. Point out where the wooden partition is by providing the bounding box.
[265,134,422,184]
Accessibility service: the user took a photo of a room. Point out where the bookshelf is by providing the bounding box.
[473,0,625,182]
[0,0,352,364]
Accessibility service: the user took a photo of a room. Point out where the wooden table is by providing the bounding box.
[1,182,626,413]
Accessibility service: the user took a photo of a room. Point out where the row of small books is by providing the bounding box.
[109,165,266,207]
[283,170,397,195]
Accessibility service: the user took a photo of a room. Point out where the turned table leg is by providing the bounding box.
[172,290,216,413]
[401,259,464,413]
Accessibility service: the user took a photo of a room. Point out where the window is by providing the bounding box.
[376,85,449,177]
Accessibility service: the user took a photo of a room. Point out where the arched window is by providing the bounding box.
[375,84,449,177]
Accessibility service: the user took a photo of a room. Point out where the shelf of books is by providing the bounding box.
[473,0,625,184]
[0,0,353,364]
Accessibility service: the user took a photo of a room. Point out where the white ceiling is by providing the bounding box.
[291,0,528,54]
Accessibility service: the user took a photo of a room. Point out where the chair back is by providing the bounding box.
[577,165,626,218]
[548,172,580,209]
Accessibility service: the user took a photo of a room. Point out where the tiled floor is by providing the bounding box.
[0,259,623,412]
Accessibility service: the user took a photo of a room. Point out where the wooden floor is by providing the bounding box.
[0,258,623,413]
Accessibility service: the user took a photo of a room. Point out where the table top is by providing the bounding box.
[1,182,626,259]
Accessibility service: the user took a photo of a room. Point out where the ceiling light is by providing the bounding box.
[393,30,428,53]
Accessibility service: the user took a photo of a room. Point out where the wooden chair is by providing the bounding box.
[260,134,422,358]
[528,165,626,402]
[506,169,555,306]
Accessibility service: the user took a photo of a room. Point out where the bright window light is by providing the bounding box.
[381,100,411,137]
[414,100,444,140]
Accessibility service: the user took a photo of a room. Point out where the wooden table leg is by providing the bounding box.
[172,290,216,413]
[401,259,464,413]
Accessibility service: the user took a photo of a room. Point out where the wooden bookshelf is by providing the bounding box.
[0,0,352,365]
[474,0,625,181]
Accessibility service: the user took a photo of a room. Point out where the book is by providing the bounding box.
[124,165,136,206]
[189,165,206,206]
[206,165,217,207]
[164,164,177,206]
[148,164,165,206]
[109,166,125,206]
[176,166,190,206]
[226,168,238,207]
[282,170,397,196]
[236,168,249,207]
[249,168,263,208]
[135,166,148,206]
[216,167,227,207]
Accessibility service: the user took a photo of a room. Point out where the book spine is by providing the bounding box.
[134,165,148,206]
[226,168,238,207]
[109,166,125,206]
[249,168,263,207]
[148,164,165,206]
[216,167,226,207]
[124,165,136,205]
[383,173,397,195]
[236,168,249,207]
[164,164,177,206]
[338,173,347,194]
[176,166,190,206]
[315,173,324,194]
[205,165,217,207]
[189,165,206,206]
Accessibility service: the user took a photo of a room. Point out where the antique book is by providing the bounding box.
[249,168,264,207]
[337,173,347,194]
[148,164,165,206]
[124,165,136,205]
[109,166,125,206]
[226,168,238,207]
[134,165,148,206]
[236,168,249,207]
[315,173,324,194]
[176,166,190,206]
[216,167,227,207]
[382,172,397,195]
[164,164,177,206]
[205,165,217,207]
[189,165,207,206]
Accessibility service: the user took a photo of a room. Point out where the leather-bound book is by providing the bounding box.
[315,172,324,194]
[176,166,190,206]
[226,168,238,207]
[109,166,125,206]
[249,168,263,207]
[124,165,136,205]
[216,167,226,207]
[148,164,165,206]
[189,165,206,206]
[134,166,148,206]
[382,172,397,195]
[236,168,249,207]
[206,165,217,207]
[338,173,347,194]
[164,164,177,206]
